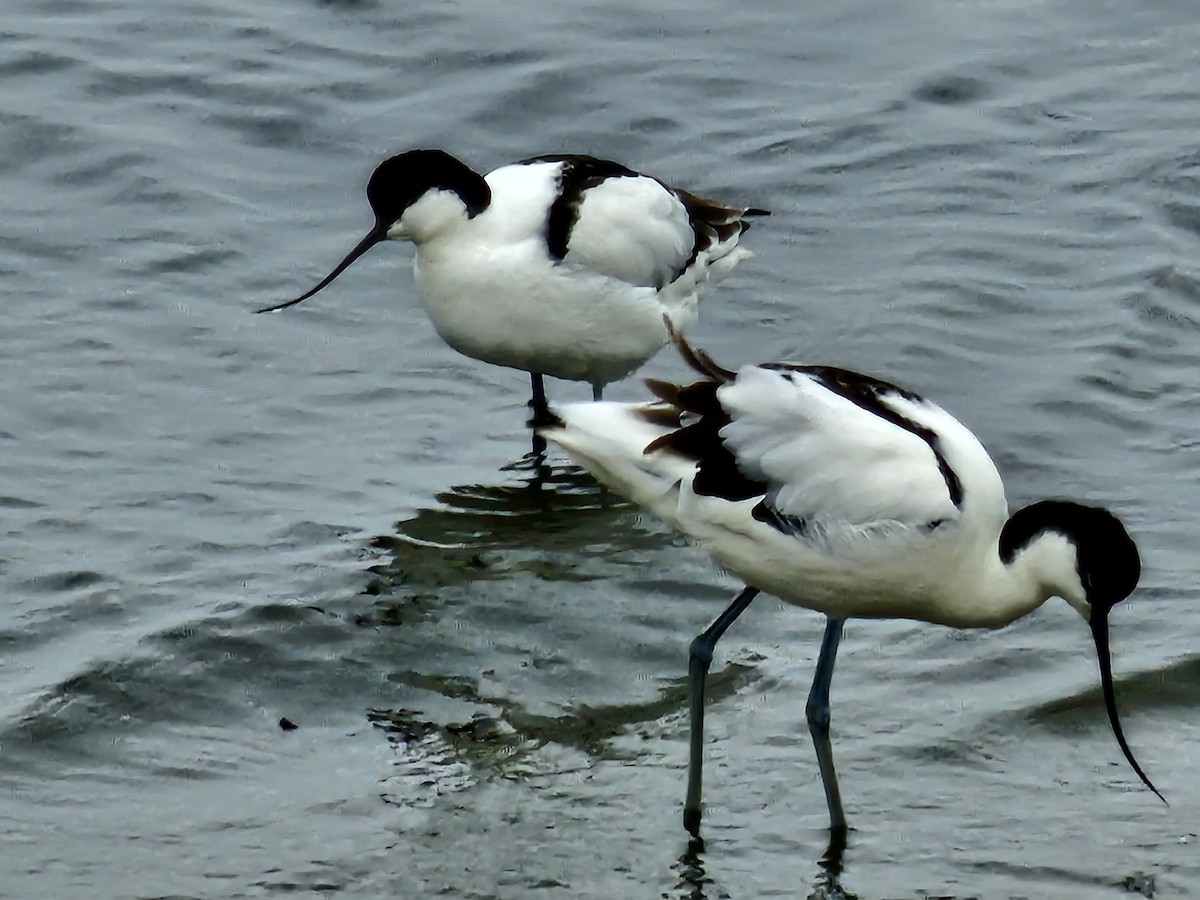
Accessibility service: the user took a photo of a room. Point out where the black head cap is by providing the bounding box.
[1000,499,1141,605]
[366,149,491,228]
[256,149,491,314]
[1002,500,1161,802]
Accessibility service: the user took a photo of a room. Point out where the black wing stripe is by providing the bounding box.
[521,156,765,286]
[643,376,767,501]
[751,500,810,536]
[520,155,639,261]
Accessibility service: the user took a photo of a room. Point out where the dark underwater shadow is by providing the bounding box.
[360,457,761,772]
[357,457,679,604]
[380,458,632,550]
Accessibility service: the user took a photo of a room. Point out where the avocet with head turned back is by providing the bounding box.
[258,150,766,426]
[541,325,1163,837]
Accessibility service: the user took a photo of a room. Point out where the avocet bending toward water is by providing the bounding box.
[542,327,1163,836]
[258,149,765,419]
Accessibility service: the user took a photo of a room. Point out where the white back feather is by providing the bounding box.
[481,163,566,243]
[565,176,694,289]
[717,366,967,527]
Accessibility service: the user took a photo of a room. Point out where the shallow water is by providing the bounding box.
[2,0,1199,897]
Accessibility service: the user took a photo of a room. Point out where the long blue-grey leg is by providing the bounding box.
[529,374,549,418]
[528,374,549,456]
[684,585,761,835]
[807,617,847,835]
[592,383,603,401]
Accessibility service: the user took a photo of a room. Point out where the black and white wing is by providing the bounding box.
[643,339,1001,535]
[714,365,969,531]
[520,154,765,291]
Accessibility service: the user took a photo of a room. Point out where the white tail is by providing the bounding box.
[540,402,695,513]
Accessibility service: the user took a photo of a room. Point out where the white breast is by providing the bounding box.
[407,163,699,385]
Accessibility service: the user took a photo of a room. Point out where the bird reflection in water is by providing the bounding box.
[673,828,854,900]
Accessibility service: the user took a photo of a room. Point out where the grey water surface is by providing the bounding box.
[2,0,1199,897]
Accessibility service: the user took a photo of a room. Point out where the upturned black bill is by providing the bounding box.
[256,226,385,313]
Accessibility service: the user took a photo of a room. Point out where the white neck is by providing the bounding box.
[951,531,1086,628]
[388,190,472,245]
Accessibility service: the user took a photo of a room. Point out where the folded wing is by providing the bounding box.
[715,365,964,530]
[523,154,763,291]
